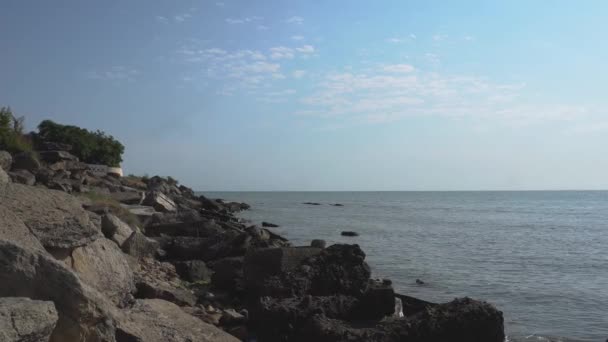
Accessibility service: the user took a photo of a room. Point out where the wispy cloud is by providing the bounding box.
[383,64,415,73]
[285,16,304,24]
[297,65,585,126]
[295,45,315,53]
[433,34,448,42]
[293,70,307,79]
[386,34,417,44]
[157,8,196,24]
[270,46,295,60]
[257,25,269,31]
[225,16,262,24]
[291,35,305,41]
[86,66,138,82]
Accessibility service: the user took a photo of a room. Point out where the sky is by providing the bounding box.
[1,0,607,191]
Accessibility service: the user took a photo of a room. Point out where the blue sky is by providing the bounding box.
[1,0,607,190]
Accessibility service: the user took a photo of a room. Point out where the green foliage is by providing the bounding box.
[0,107,34,154]
[37,120,125,166]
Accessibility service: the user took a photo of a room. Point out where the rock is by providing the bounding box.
[145,219,223,237]
[0,166,9,184]
[0,183,100,249]
[210,257,244,292]
[416,278,425,285]
[143,191,177,212]
[244,247,322,296]
[123,204,158,220]
[120,177,147,190]
[102,213,135,247]
[116,299,240,342]
[11,152,40,172]
[353,279,395,320]
[303,202,321,205]
[8,169,36,185]
[0,204,45,251]
[135,280,197,307]
[332,203,344,207]
[220,309,246,326]
[311,239,326,248]
[39,141,73,151]
[38,150,78,163]
[174,260,211,283]
[69,237,136,305]
[0,150,12,170]
[122,231,160,259]
[111,190,145,205]
[341,231,359,237]
[262,221,279,228]
[0,239,116,342]
[0,297,59,342]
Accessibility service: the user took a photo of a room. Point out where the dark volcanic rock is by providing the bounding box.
[262,221,279,228]
[331,203,344,207]
[311,239,327,248]
[210,256,245,293]
[341,231,359,237]
[303,202,321,205]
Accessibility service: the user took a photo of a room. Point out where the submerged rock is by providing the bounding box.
[341,231,359,237]
[262,221,280,228]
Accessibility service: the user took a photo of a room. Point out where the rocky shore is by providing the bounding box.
[0,146,505,341]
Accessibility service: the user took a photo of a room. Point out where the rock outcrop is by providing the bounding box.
[0,297,59,342]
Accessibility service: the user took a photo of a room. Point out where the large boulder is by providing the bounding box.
[116,299,240,342]
[0,239,116,342]
[0,150,12,170]
[0,183,100,249]
[101,213,135,247]
[0,297,59,342]
[174,260,211,283]
[0,204,45,251]
[145,219,223,237]
[143,191,177,212]
[121,231,160,259]
[70,238,136,305]
[135,280,197,307]
[110,191,144,205]
[11,152,40,172]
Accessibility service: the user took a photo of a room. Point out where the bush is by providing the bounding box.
[37,120,124,166]
[0,107,34,154]
[80,192,140,227]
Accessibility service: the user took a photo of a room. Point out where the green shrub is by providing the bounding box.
[37,120,124,166]
[0,107,34,154]
[80,192,141,228]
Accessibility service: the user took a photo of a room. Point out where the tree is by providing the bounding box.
[0,107,33,154]
[37,120,125,166]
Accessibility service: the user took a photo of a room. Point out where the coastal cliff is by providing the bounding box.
[0,145,505,341]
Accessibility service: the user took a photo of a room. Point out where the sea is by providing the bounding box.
[203,191,608,342]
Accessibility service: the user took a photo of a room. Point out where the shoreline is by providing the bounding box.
[0,148,506,341]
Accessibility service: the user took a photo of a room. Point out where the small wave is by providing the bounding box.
[506,334,585,342]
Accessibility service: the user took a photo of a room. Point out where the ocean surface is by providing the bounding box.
[203,191,608,342]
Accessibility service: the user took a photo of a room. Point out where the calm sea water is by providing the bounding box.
[203,191,608,342]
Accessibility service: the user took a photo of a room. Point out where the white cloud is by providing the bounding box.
[174,13,192,22]
[270,47,295,60]
[297,65,585,125]
[293,70,307,79]
[285,16,304,24]
[291,35,305,41]
[86,66,138,82]
[383,64,415,73]
[386,37,403,44]
[257,25,269,30]
[226,16,262,24]
[295,45,315,54]
[425,53,441,66]
[433,34,448,41]
[156,16,169,23]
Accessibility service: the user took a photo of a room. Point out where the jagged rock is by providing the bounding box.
[0,204,45,251]
[102,213,135,247]
[220,309,246,326]
[244,247,322,296]
[0,297,59,342]
[174,260,211,282]
[8,169,36,185]
[143,191,177,212]
[0,239,117,342]
[0,150,12,170]
[210,257,244,292]
[39,150,78,163]
[111,190,145,205]
[0,166,9,184]
[120,177,147,190]
[116,299,240,342]
[122,231,160,259]
[262,221,279,228]
[354,279,395,320]
[146,219,223,237]
[66,238,136,306]
[311,239,327,248]
[135,280,197,307]
[11,152,40,172]
[0,183,100,249]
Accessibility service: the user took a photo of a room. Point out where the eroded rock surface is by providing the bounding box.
[0,297,59,342]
